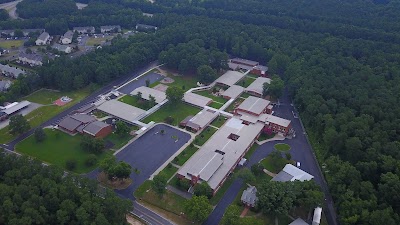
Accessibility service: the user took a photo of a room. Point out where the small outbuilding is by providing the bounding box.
[241,186,258,208]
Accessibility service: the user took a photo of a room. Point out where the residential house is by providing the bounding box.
[73,26,95,34]
[0,64,26,78]
[135,24,158,31]
[35,32,50,45]
[53,44,72,54]
[61,30,74,44]
[0,80,12,92]
[271,164,314,182]
[18,53,43,66]
[241,186,258,207]
[100,25,121,33]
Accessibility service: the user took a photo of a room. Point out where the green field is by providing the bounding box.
[150,74,199,91]
[105,133,133,150]
[118,95,154,110]
[142,101,201,126]
[260,155,291,173]
[258,132,276,142]
[210,116,227,128]
[159,164,179,180]
[172,144,199,166]
[194,90,228,104]
[0,87,95,144]
[274,143,291,152]
[225,98,244,112]
[194,126,218,146]
[86,37,112,46]
[236,76,256,88]
[0,40,24,49]
[16,129,110,174]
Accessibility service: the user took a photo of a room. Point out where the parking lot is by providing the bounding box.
[111,124,191,199]
[117,72,164,94]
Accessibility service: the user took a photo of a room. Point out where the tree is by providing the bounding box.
[236,168,256,184]
[25,48,33,54]
[285,152,292,160]
[66,159,77,171]
[85,154,97,167]
[267,76,284,99]
[221,205,241,225]
[145,79,150,87]
[14,29,24,38]
[262,82,269,97]
[257,181,296,216]
[197,65,217,84]
[34,128,46,142]
[152,173,168,196]
[80,137,105,154]
[149,94,156,107]
[193,182,213,199]
[112,161,132,180]
[251,163,264,176]
[115,121,130,137]
[184,195,212,222]
[135,91,142,100]
[9,114,30,135]
[166,86,184,104]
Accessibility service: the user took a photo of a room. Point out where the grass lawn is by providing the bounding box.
[16,129,110,174]
[172,144,199,166]
[92,110,108,118]
[86,37,111,46]
[150,74,199,91]
[118,95,154,110]
[0,40,24,49]
[142,101,201,126]
[210,176,235,205]
[159,164,178,180]
[240,92,252,99]
[210,115,227,128]
[274,143,291,152]
[194,126,218,146]
[194,90,228,104]
[247,73,260,78]
[258,132,276,142]
[0,87,95,144]
[260,155,290,173]
[134,180,152,198]
[244,143,259,159]
[225,98,244,112]
[236,76,256,88]
[105,133,133,150]
[208,101,223,109]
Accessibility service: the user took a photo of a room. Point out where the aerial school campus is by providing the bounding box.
[2,57,327,225]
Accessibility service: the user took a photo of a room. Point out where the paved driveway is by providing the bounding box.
[118,72,164,94]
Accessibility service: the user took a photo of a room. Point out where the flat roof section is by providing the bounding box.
[261,114,291,127]
[178,117,264,190]
[236,96,270,115]
[231,58,259,67]
[245,77,271,96]
[97,99,146,122]
[187,152,224,182]
[183,92,212,108]
[222,85,244,99]
[2,101,30,115]
[131,86,167,104]
[215,70,245,87]
[187,109,218,129]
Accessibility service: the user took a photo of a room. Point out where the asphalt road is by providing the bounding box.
[204,89,338,225]
[5,60,159,149]
[118,72,164,94]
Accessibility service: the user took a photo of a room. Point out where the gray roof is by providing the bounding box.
[53,44,71,52]
[0,64,26,77]
[289,218,309,225]
[70,114,96,123]
[245,77,271,95]
[37,32,49,41]
[231,58,259,67]
[100,25,121,30]
[18,53,43,62]
[83,121,110,136]
[186,109,217,129]
[237,96,270,115]
[241,186,258,206]
[178,118,264,190]
[215,70,245,86]
[73,26,95,33]
[136,24,158,30]
[272,164,314,182]
[183,92,212,108]
[187,152,224,182]
[0,80,11,91]
[130,86,166,104]
[222,85,244,99]
[180,115,193,125]
[58,116,82,131]
[228,62,253,71]
[97,99,146,122]
[2,100,30,115]
[254,65,268,72]
[62,30,74,40]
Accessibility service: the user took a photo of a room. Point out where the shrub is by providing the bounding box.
[164,116,175,124]
[66,159,77,171]
[85,154,97,167]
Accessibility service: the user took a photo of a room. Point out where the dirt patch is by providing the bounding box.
[126,214,144,225]
[153,84,169,92]
[97,172,133,190]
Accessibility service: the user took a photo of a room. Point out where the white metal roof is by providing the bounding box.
[2,100,30,115]
[245,77,271,96]
[183,92,212,108]
[97,99,145,122]
[178,117,264,190]
[282,164,314,181]
[237,96,270,115]
[215,70,245,86]
[222,85,244,99]
[130,86,166,104]
[289,218,309,225]
[261,114,291,127]
[313,207,322,224]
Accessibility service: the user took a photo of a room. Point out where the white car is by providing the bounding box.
[296,162,301,168]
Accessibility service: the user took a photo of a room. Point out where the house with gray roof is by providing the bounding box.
[61,30,74,44]
[58,114,96,134]
[100,25,121,33]
[82,121,112,138]
[0,64,26,78]
[53,44,72,54]
[241,186,258,207]
[136,24,158,31]
[35,32,50,45]
[0,80,12,92]
[18,53,43,66]
[73,26,95,34]
[272,164,314,182]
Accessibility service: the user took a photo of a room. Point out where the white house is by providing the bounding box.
[61,30,74,44]
[53,44,72,54]
[271,164,314,182]
[35,32,50,45]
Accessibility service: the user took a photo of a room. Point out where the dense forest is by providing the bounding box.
[0,0,399,224]
[0,151,132,225]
